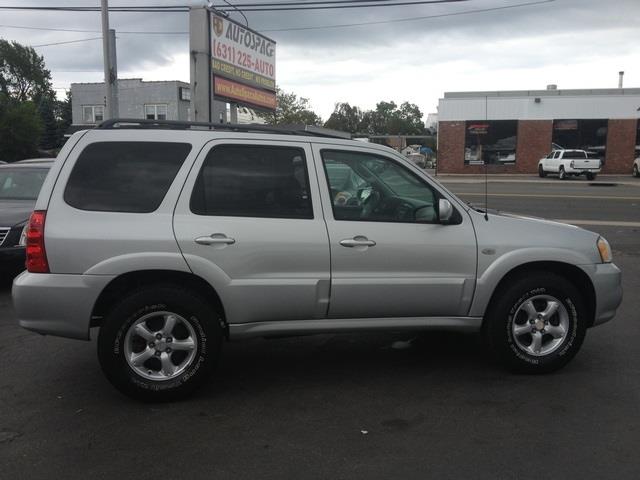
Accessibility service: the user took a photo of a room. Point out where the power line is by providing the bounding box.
[32,37,103,48]
[0,1,469,13]
[219,0,250,27]
[212,0,472,12]
[262,0,555,31]
[213,0,464,7]
[0,0,555,37]
[0,24,188,34]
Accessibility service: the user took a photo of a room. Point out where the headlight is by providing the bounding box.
[597,236,612,263]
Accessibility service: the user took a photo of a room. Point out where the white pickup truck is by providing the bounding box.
[538,149,601,180]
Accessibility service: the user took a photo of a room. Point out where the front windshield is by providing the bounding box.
[0,168,49,200]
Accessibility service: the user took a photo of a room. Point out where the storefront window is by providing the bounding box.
[552,119,607,164]
[464,120,517,165]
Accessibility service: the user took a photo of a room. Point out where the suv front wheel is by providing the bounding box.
[98,286,223,401]
[484,272,587,374]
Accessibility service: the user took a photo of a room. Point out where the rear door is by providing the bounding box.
[312,144,477,319]
[173,139,330,325]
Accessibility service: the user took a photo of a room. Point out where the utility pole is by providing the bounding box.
[101,0,116,120]
[109,29,119,118]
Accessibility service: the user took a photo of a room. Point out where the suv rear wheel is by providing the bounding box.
[558,166,567,180]
[97,286,223,401]
[483,272,587,374]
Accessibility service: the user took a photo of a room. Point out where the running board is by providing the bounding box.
[228,317,483,340]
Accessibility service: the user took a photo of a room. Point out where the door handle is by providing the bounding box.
[194,234,236,246]
[340,236,376,248]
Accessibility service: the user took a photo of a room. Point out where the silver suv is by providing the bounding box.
[13,120,622,401]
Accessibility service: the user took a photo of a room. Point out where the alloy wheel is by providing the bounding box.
[511,295,570,356]
[124,311,198,381]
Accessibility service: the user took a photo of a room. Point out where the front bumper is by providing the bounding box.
[12,271,115,340]
[581,262,622,326]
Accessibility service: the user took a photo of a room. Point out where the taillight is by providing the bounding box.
[26,210,49,273]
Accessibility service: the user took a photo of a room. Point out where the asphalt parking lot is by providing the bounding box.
[1,175,639,479]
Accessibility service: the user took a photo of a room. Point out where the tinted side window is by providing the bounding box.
[190,145,313,219]
[64,142,191,213]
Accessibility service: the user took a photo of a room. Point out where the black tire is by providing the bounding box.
[586,172,595,181]
[97,286,223,401]
[634,164,639,178]
[538,165,547,178]
[483,272,587,374]
[558,166,567,180]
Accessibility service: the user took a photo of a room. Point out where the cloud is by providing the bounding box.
[0,0,638,119]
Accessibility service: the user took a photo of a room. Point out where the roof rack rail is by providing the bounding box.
[97,118,351,140]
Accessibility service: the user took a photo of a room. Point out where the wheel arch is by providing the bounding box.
[482,261,596,329]
[90,270,227,335]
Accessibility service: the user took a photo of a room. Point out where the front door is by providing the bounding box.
[173,139,330,325]
[312,145,477,319]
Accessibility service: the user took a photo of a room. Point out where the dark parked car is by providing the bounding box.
[0,159,53,280]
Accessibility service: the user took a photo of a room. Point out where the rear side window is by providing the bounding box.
[64,142,191,212]
[563,151,587,159]
[190,144,313,219]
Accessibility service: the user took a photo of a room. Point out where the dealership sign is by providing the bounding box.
[467,123,489,135]
[211,12,276,110]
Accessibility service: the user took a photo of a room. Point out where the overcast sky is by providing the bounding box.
[1,0,638,120]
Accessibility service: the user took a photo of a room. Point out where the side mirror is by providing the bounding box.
[438,199,453,224]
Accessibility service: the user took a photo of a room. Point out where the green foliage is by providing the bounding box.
[324,100,427,135]
[0,94,43,162]
[0,39,66,154]
[54,90,73,147]
[37,96,58,150]
[0,39,53,102]
[324,102,364,133]
[265,87,323,126]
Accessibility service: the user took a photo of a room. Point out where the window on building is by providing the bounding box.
[64,142,192,213]
[145,104,168,120]
[552,119,608,164]
[190,145,313,219]
[179,87,191,101]
[464,120,518,165]
[82,105,104,124]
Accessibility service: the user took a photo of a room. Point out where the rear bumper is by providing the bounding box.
[582,262,622,326]
[566,167,601,174]
[12,271,115,340]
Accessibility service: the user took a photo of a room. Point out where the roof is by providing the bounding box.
[71,78,189,87]
[96,118,353,140]
[444,88,640,99]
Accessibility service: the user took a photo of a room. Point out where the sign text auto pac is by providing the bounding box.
[211,12,276,110]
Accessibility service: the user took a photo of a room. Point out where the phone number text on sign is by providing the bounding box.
[213,39,275,78]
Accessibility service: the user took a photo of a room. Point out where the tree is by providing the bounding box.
[361,100,426,135]
[55,90,73,146]
[265,87,323,126]
[0,39,60,154]
[0,93,42,162]
[37,96,58,150]
[0,39,53,102]
[324,102,364,133]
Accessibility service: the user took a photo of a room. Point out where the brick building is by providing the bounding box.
[437,87,640,174]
